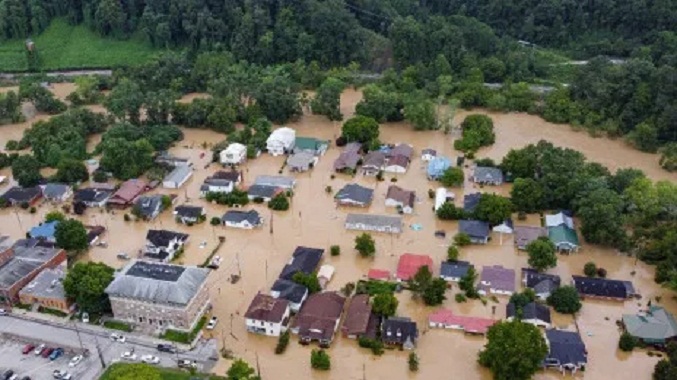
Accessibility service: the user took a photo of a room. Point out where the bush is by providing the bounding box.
[341,282,355,297]
[210,216,221,226]
[253,196,265,204]
[123,214,131,222]
[325,185,332,194]
[275,331,290,354]
[455,293,467,303]
[584,262,597,277]
[408,352,419,372]
[454,233,472,246]
[428,189,435,199]
[358,337,384,355]
[160,316,207,344]
[447,245,460,261]
[330,245,340,256]
[103,320,133,332]
[547,286,582,314]
[268,193,290,211]
[619,332,638,352]
[311,349,331,370]
[597,267,608,278]
[29,207,36,214]
[437,203,466,220]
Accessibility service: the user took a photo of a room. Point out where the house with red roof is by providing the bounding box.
[367,269,390,281]
[107,179,147,208]
[428,308,496,335]
[396,253,433,282]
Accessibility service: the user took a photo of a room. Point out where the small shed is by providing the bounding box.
[318,264,335,289]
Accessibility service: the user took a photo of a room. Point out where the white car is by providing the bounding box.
[0,308,7,315]
[206,316,218,330]
[52,370,68,379]
[121,351,138,361]
[81,312,89,323]
[141,354,160,364]
[68,354,83,367]
[110,333,126,343]
[34,343,46,355]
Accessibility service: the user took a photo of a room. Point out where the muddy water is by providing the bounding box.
[0,84,675,379]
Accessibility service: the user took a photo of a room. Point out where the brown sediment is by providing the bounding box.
[0,84,673,379]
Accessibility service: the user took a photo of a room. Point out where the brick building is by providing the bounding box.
[19,266,72,313]
[0,237,67,305]
[105,260,210,332]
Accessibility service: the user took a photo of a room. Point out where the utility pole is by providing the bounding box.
[93,335,106,369]
[73,321,85,352]
[256,351,261,378]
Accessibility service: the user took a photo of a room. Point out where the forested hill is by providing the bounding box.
[1,0,675,68]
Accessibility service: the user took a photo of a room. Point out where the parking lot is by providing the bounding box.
[0,340,92,380]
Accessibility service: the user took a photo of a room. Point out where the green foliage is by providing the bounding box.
[372,292,398,317]
[103,320,133,332]
[404,96,437,130]
[67,76,103,105]
[447,245,460,261]
[55,219,89,253]
[206,190,249,207]
[479,321,548,380]
[160,316,207,344]
[358,337,384,355]
[311,349,330,371]
[408,352,419,372]
[99,138,154,180]
[99,122,183,153]
[104,78,143,124]
[628,122,659,153]
[311,77,344,121]
[63,262,115,314]
[354,233,376,258]
[526,237,557,272]
[474,194,514,225]
[408,266,447,306]
[459,266,479,298]
[341,116,380,145]
[226,359,261,380]
[619,332,639,352]
[355,280,397,296]
[54,158,89,184]
[547,286,582,314]
[210,217,221,226]
[268,193,290,211]
[436,203,466,220]
[660,144,677,172]
[584,262,597,277]
[454,115,495,154]
[0,91,24,124]
[45,211,65,223]
[454,233,472,246]
[275,330,290,355]
[509,290,536,314]
[101,363,161,380]
[11,155,42,187]
[455,293,467,303]
[439,167,464,187]
[354,84,403,123]
[510,178,545,213]
[19,82,67,114]
[330,245,340,256]
[575,187,626,246]
[292,272,321,294]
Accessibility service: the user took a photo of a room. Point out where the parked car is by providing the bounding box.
[20,376,31,380]
[177,359,197,369]
[206,316,218,330]
[61,375,72,380]
[34,344,45,355]
[52,370,65,379]
[110,333,126,343]
[68,355,83,367]
[121,351,138,361]
[0,308,7,315]
[8,374,17,380]
[22,344,35,354]
[117,252,130,260]
[49,348,64,361]
[141,355,160,364]
[41,347,54,358]
[2,371,14,380]
[157,343,176,353]
[81,312,89,323]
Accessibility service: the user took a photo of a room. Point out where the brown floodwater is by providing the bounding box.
[0,84,674,379]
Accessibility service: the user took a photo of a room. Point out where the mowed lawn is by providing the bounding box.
[99,363,226,380]
[0,18,162,72]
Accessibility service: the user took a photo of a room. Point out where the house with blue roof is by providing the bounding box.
[427,157,452,180]
[29,221,59,242]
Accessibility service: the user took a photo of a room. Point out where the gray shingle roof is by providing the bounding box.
[221,210,262,225]
[19,267,67,301]
[42,183,71,199]
[254,175,295,189]
[345,213,403,231]
[506,302,551,323]
[335,184,374,205]
[473,166,504,183]
[459,220,491,238]
[440,261,472,279]
[105,260,209,306]
[545,330,587,366]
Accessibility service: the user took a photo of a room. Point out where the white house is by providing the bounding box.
[385,185,415,214]
[384,155,409,174]
[221,210,262,229]
[266,127,296,156]
[200,178,234,198]
[143,229,189,262]
[271,279,308,313]
[434,188,454,212]
[220,143,247,165]
[317,264,335,289]
[162,165,193,189]
[421,148,437,162]
[244,293,291,337]
[545,212,575,229]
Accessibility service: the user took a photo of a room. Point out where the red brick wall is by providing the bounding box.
[3,249,67,302]
[0,247,13,268]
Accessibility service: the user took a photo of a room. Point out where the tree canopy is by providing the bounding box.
[408,265,447,306]
[55,219,89,254]
[11,154,42,187]
[478,321,548,380]
[547,285,582,314]
[63,262,115,314]
[355,233,376,258]
[526,237,557,272]
[341,116,379,145]
[226,359,261,380]
[371,292,398,317]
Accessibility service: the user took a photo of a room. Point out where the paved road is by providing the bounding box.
[0,315,216,379]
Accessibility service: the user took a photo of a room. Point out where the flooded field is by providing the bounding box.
[0,84,675,379]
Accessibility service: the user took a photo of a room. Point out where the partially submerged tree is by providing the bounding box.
[355,233,376,258]
[526,237,557,272]
[372,292,398,317]
[478,321,548,380]
[547,285,582,314]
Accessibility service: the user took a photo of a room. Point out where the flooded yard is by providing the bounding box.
[0,84,675,379]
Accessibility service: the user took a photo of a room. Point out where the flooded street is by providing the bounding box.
[0,84,675,379]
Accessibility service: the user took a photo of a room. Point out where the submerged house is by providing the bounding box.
[221,210,263,229]
[345,214,402,234]
[108,179,147,208]
[143,229,189,262]
[514,226,548,250]
[334,184,374,207]
[341,294,376,339]
[73,188,112,208]
[428,308,495,335]
[396,253,434,282]
[459,220,491,244]
[361,151,386,176]
[334,143,362,173]
[385,185,415,214]
[173,205,205,224]
[278,246,324,281]
[478,265,515,296]
[41,183,72,203]
[440,260,472,282]
[220,143,247,165]
[472,166,504,185]
[544,329,588,374]
[622,306,677,346]
[521,268,561,300]
[270,279,309,313]
[427,157,452,180]
[291,292,346,347]
[506,302,551,328]
[134,195,166,220]
[571,276,633,301]
[548,225,580,253]
[381,317,418,350]
[293,137,329,155]
[421,148,437,162]
[266,127,296,156]
[287,151,317,172]
[244,293,291,337]
[1,186,42,206]
[162,165,193,189]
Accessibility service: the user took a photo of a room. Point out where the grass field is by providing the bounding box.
[99,363,226,380]
[0,18,162,72]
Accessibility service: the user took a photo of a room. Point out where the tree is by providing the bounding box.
[105,363,161,380]
[311,349,330,370]
[575,187,626,247]
[619,332,638,352]
[11,155,42,187]
[54,158,89,184]
[104,78,143,124]
[408,265,447,305]
[659,143,677,172]
[355,233,376,258]
[404,96,436,131]
[584,262,597,277]
[372,292,398,317]
[454,233,471,246]
[526,237,557,272]
[226,359,261,380]
[254,73,302,124]
[99,138,154,180]
[55,219,89,254]
[478,321,548,380]
[408,352,419,372]
[509,289,536,313]
[311,77,344,121]
[268,193,290,211]
[455,114,495,153]
[291,272,321,294]
[439,167,464,187]
[547,286,582,314]
[437,203,466,220]
[341,116,379,144]
[275,330,290,355]
[474,194,514,225]
[459,266,479,298]
[654,359,677,380]
[447,245,459,261]
[628,122,659,153]
[510,178,545,213]
[210,217,221,226]
[63,262,115,314]
[45,211,65,223]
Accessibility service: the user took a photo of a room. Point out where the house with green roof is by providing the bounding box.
[547,225,580,253]
[622,306,677,345]
[293,137,329,156]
